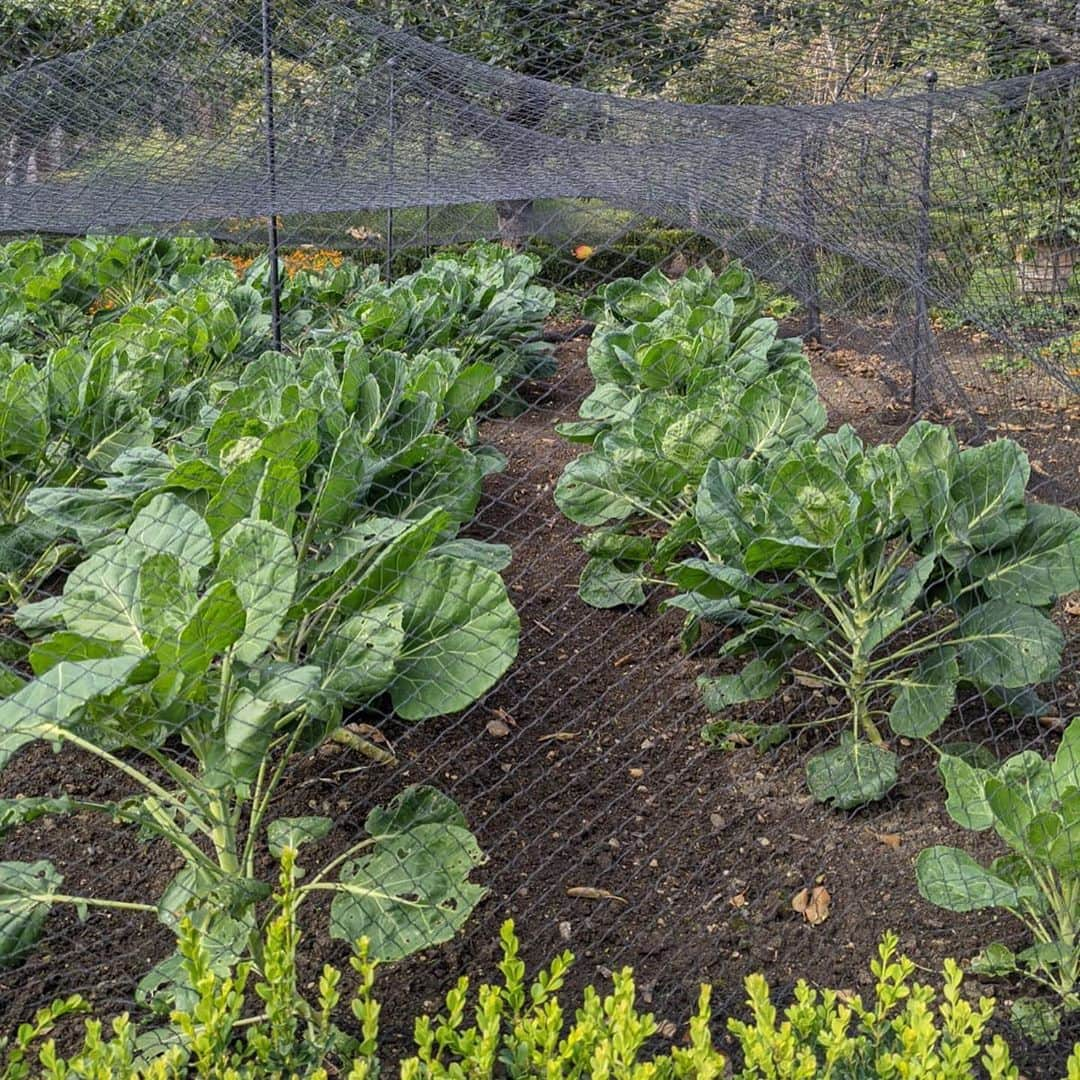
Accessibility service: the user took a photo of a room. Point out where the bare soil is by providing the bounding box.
[2,331,1079,1074]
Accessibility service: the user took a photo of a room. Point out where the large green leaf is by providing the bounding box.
[1051,717,1080,794]
[204,458,263,542]
[370,436,482,526]
[330,787,485,961]
[940,754,994,831]
[887,647,958,738]
[365,785,469,836]
[968,503,1080,606]
[578,557,646,609]
[176,582,246,677]
[578,383,636,423]
[137,553,194,649]
[698,658,782,713]
[743,536,825,574]
[220,664,322,787]
[805,737,898,808]
[864,555,937,654]
[765,453,857,548]
[338,508,448,616]
[660,409,731,474]
[0,655,145,768]
[639,337,691,389]
[984,776,1047,854]
[62,542,145,647]
[62,496,215,647]
[610,449,688,510]
[432,539,513,572]
[314,604,405,703]
[733,367,826,460]
[695,458,755,557]
[1047,811,1080,875]
[0,860,61,967]
[28,632,125,676]
[957,600,1062,688]
[891,421,955,541]
[444,362,498,428]
[948,440,1029,554]
[126,494,215,572]
[309,429,378,542]
[391,557,519,721]
[915,845,1033,912]
[554,453,636,527]
[215,521,297,665]
[727,318,777,371]
[0,362,48,462]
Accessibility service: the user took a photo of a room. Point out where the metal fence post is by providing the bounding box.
[260,0,282,352]
[424,97,433,255]
[798,132,823,345]
[386,57,397,280]
[911,69,938,414]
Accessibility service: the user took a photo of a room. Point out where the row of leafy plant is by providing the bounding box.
[0,237,555,1032]
[554,262,1080,1035]
[555,263,1079,807]
[0,235,554,597]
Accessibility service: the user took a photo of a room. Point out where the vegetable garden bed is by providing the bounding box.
[1,238,1079,1075]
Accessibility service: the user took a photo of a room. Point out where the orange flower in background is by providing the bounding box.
[573,244,595,260]
[226,249,345,280]
[284,248,344,276]
[229,254,255,278]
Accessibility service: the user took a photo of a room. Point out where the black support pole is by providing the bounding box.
[424,97,433,255]
[911,69,938,415]
[260,0,282,352]
[386,58,396,281]
[798,133,823,346]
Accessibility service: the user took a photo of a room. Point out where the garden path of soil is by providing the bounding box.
[2,333,1079,1074]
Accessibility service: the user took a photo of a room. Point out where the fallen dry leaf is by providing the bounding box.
[793,673,827,689]
[868,829,902,849]
[538,731,580,743]
[486,719,511,738]
[628,767,644,779]
[792,885,831,925]
[730,892,748,908]
[566,886,627,904]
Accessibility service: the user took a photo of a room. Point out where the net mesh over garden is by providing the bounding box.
[1,1,1080,1076]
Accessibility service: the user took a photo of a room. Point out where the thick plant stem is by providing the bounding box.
[849,652,884,746]
[26,892,157,915]
[208,650,241,876]
[210,806,241,877]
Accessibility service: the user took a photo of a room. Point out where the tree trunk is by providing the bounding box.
[495,198,534,249]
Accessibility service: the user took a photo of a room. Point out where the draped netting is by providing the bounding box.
[2,1,1079,397]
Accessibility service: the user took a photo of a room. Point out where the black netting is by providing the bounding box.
[1,3,1080,1077]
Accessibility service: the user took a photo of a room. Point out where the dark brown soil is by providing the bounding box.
[2,332,1079,1074]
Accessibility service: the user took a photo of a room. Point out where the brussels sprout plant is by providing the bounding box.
[670,423,1080,807]
[917,719,1080,1038]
